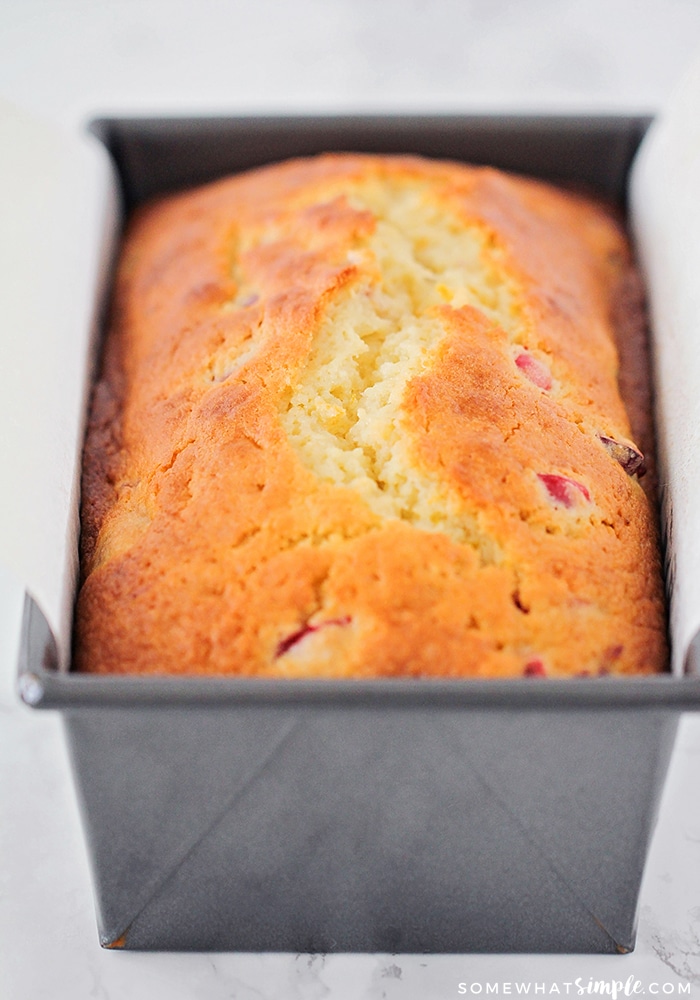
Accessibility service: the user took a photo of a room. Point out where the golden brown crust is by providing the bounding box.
[75,154,667,678]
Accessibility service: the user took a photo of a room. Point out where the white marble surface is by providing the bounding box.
[2,1,700,996]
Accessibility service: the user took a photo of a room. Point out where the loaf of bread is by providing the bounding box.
[75,153,667,677]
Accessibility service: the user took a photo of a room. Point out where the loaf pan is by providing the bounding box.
[16,114,700,954]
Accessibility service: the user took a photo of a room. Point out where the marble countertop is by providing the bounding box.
[2,2,700,996]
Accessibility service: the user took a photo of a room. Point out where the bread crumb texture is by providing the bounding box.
[76,154,667,677]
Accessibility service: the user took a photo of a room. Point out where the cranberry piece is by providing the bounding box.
[276,624,314,657]
[276,616,351,657]
[599,644,623,671]
[515,351,552,391]
[537,473,591,508]
[524,659,546,677]
[598,435,646,477]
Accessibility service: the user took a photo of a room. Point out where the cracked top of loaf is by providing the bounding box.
[75,153,667,677]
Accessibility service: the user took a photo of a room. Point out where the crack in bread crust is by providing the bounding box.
[279,180,520,560]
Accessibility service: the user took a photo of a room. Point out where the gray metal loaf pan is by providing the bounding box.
[17,115,700,954]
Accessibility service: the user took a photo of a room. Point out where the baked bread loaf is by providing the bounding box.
[75,153,667,678]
